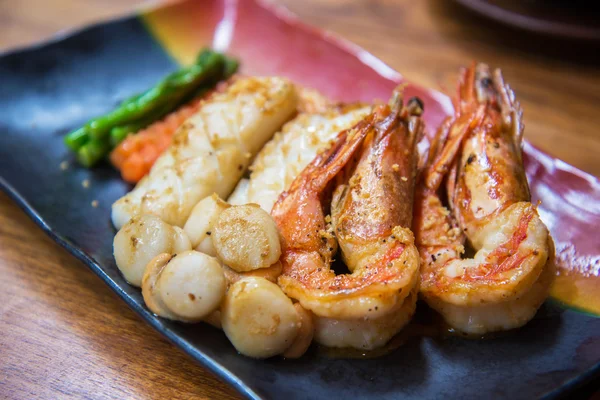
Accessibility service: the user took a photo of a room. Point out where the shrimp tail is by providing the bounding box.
[425,105,486,193]
[493,68,525,157]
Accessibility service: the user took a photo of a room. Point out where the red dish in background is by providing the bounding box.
[454,0,600,41]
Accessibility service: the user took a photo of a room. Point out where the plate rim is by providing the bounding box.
[0,1,599,399]
[0,176,263,400]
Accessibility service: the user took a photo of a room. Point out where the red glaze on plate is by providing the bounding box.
[142,0,600,315]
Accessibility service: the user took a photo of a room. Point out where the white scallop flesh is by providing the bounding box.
[221,277,299,358]
[158,250,226,321]
[113,214,191,287]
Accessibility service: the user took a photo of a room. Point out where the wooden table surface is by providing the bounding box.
[1,1,599,399]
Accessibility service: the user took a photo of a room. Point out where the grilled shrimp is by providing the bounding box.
[314,284,418,350]
[111,77,297,229]
[414,63,554,335]
[272,89,423,326]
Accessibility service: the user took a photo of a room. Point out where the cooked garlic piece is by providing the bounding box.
[221,277,299,358]
[183,194,230,255]
[113,215,191,286]
[212,204,281,272]
[142,250,226,322]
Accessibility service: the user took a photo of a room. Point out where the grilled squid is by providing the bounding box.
[112,77,297,229]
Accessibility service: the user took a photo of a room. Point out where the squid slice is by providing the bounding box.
[111,77,298,229]
[228,103,372,212]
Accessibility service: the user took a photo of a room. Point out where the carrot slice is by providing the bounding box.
[110,79,234,184]
[110,98,203,183]
[121,153,146,183]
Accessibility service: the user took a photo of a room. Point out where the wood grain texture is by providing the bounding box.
[0,193,240,400]
[275,0,600,177]
[0,0,598,399]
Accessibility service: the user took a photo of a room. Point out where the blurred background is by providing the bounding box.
[1,0,598,176]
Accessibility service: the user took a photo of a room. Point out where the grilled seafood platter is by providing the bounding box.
[95,58,554,359]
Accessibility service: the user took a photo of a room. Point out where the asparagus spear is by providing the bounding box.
[109,83,220,148]
[64,49,239,167]
[77,139,110,168]
[109,122,149,148]
[108,100,178,147]
[86,51,225,141]
[224,57,239,78]
[64,127,89,150]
